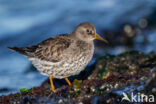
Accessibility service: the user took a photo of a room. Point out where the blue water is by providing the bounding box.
[0,0,156,95]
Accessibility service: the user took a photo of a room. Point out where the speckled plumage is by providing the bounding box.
[29,35,94,78]
[9,22,108,92]
[8,22,100,79]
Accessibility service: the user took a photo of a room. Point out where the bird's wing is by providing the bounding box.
[9,35,72,62]
[33,35,72,62]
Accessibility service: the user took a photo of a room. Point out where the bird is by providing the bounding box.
[8,22,108,92]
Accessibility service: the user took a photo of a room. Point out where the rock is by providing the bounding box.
[0,51,155,104]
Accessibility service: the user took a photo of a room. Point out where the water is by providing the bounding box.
[0,0,156,95]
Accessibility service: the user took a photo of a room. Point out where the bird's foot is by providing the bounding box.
[65,77,72,86]
[50,87,56,93]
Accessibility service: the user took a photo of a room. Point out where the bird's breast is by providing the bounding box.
[30,41,94,78]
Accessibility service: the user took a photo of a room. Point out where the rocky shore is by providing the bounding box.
[0,51,156,104]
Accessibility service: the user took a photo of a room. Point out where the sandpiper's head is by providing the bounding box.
[73,22,108,43]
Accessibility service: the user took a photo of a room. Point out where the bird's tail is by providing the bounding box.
[8,45,38,57]
[8,46,35,57]
[8,47,28,55]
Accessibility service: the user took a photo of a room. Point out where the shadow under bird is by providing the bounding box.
[8,22,108,92]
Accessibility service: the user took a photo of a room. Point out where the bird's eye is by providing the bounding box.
[86,29,90,33]
[86,29,93,35]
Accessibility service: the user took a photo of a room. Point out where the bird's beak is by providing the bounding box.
[93,33,108,43]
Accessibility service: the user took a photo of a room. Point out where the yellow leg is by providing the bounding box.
[49,75,55,92]
[65,77,71,86]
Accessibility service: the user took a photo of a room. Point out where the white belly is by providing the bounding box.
[30,50,93,79]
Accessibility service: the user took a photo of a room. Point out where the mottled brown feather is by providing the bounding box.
[9,34,72,62]
[33,34,72,62]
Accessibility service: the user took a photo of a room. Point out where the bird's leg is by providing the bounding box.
[49,75,55,92]
[65,77,71,86]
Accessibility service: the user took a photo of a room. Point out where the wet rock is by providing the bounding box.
[144,68,156,95]
[0,51,155,104]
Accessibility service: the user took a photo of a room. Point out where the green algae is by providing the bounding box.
[97,65,109,79]
[73,79,82,90]
[20,88,33,93]
[20,88,29,93]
